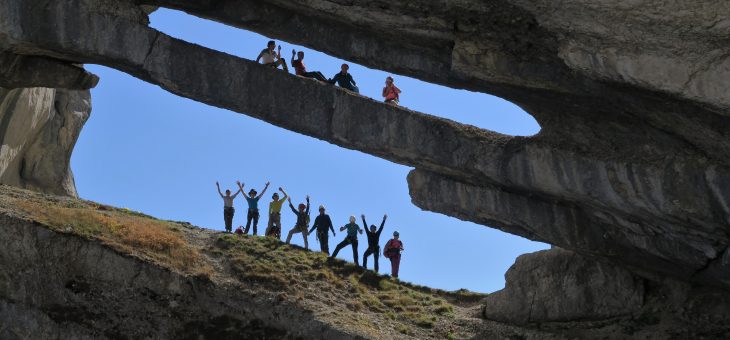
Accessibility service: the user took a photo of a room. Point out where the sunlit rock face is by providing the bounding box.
[0,0,729,336]
[0,88,90,197]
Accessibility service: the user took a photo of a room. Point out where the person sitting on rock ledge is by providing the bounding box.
[291,49,327,82]
[382,76,401,105]
[216,181,242,233]
[328,64,359,93]
[256,40,288,72]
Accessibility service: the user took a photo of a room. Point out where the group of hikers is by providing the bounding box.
[216,181,405,278]
[255,40,402,105]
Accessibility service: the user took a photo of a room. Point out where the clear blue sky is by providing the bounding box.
[73,9,548,293]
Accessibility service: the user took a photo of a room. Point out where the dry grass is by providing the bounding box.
[212,234,458,336]
[12,198,212,276]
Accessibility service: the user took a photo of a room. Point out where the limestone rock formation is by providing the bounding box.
[482,248,645,324]
[1,0,729,337]
[0,88,91,197]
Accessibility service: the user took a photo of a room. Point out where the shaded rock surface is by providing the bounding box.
[0,52,98,90]
[0,87,90,197]
[1,0,728,290]
[483,248,645,324]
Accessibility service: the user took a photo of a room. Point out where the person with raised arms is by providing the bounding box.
[362,214,387,272]
[216,181,242,233]
[266,187,288,239]
[285,195,311,249]
[243,181,270,235]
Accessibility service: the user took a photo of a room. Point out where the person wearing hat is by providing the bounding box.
[265,187,288,239]
[285,195,311,249]
[308,205,336,254]
[361,214,387,272]
[216,181,243,233]
[243,181,270,235]
[330,216,364,265]
[383,231,404,278]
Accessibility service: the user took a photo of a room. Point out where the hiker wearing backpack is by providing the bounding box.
[243,181,270,235]
[216,181,242,233]
[362,214,387,272]
[330,216,364,265]
[309,205,336,254]
[266,187,288,239]
[285,195,310,249]
[383,231,404,278]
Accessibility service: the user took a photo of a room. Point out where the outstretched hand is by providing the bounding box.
[265,181,270,186]
[306,195,310,200]
[384,214,388,220]
[361,214,365,219]
[292,49,295,56]
[216,181,219,186]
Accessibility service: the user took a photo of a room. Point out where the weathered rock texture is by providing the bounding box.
[483,248,646,324]
[0,88,90,197]
[1,0,729,334]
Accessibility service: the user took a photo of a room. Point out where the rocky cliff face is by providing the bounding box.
[1,0,729,336]
[0,88,91,197]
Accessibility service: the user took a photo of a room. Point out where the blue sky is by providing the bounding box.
[73,9,548,293]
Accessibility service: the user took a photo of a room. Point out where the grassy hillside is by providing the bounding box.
[2,186,484,339]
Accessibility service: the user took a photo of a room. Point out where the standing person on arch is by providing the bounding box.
[266,187,288,239]
[243,181,270,235]
[309,205,336,255]
[362,214,387,272]
[285,195,311,249]
[384,231,404,278]
[256,40,289,72]
[330,216,363,265]
[216,181,242,233]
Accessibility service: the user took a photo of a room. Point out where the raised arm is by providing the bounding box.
[291,49,296,65]
[305,195,310,215]
[232,181,244,198]
[288,198,298,214]
[256,182,270,199]
[361,215,371,235]
[377,214,387,235]
[279,187,288,201]
[215,182,224,198]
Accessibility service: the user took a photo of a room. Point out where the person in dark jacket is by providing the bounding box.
[328,64,359,93]
[309,205,336,254]
[330,216,364,265]
[361,214,386,272]
[285,195,310,249]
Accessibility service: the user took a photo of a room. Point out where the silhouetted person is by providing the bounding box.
[362,214,386,272]
[216,181,242,233]
[329,64,359,93]
[285,195,310,249]
[330,216,363,265]
[291,50,327,82]
[243,182,270,235]
[256,40,288,71]
[309,205,336,254]
[384,231,404,278]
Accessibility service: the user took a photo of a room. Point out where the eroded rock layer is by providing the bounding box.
[1,0,728,291]
[0,87,90,197]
